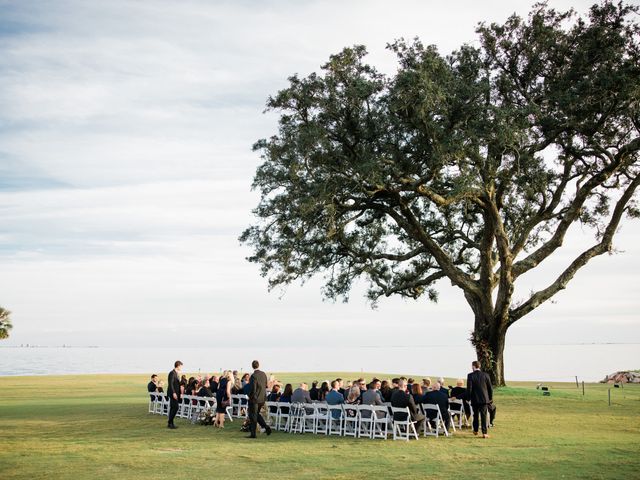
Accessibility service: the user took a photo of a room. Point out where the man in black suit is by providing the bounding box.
[466,360,493,438]
[422,382,451,430]
[167,360,183,429]
[390,379,424,423]
[246,360,271,438]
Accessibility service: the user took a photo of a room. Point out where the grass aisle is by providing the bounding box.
[0,373,638,479]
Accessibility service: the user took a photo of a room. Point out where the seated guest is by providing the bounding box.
[380,380,392,402]
[438,377,449,396]
[345,381,353,395]
[422,382,451,429]
[318,381,330,402]
[198,380,213,397]
[266,384,281,414]
[326,380,345,418]
[309,381,319,401]
[280,384,293,403]
[346,385,361,405]
[157,380,165,393]
[147,374,158,396]
[291,383,312,403]
[411,383,423,403]
[391,378,400,392]
[267,384,281,402]
[242,379,252,396]
[362,381,384,406]
[407,378,415,395]
[422,378,432,391]
[335,378,346,398]
[450,378,471,419]
[391,379,423,423]
[267,374,278,391]
[185,377,197,396]
[241,373,250,388]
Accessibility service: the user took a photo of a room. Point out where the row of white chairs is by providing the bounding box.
[148,393,471,441]
[148,392,252,422]
[265,401,456,441]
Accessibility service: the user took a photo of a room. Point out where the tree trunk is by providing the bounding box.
[471,318,507,387]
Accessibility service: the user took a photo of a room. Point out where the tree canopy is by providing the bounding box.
[241,1,640,385]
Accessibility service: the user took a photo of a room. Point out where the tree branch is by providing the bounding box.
[509,171,640,323]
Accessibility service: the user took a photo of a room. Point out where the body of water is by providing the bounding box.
[0,344,637,382]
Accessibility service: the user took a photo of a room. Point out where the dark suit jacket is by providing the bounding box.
[423,389,449,422]
[450,386,466,400]
[466,370,493,405]
[249,369,268,404]
[167,369,181,400]
[147,381,157,393]
[390,389,418,421]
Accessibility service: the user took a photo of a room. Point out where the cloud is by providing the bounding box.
[1,0,638,354]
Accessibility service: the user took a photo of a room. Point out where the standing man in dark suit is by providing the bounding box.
[246,360,271,439]
[466,360,493,438]
[167,360,183,430]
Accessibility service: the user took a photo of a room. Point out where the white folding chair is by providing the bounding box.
[276,402,290,431]
[286,403,305,434]
[178,395,192,419]
[327,404,344,436]
[148,392,158,414]
[302,404,318,434]
[448,399,465,430]
[357,405,375,439]
[422,403,449,437]
[371,405,389,439]
[391,407,418,441]
[314,403,330,435]
[158,394,169,415]
[342,405,359,438]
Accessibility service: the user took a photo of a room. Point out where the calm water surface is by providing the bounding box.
[1,344,637,382]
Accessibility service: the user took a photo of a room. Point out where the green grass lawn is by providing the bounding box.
[0,372,638,479]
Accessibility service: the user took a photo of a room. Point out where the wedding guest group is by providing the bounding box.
[152,360,496,438]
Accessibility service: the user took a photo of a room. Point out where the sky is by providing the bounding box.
[0,0,638,350]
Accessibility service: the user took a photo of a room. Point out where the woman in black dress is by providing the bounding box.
[214,371,233,428]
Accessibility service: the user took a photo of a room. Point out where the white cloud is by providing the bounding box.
[0,0,638,357]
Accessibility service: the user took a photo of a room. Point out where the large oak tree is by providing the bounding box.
[241,1,640,385]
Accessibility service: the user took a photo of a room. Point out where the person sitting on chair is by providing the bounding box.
[411,383,423,403]
[326,380,345,419]
[318,381,330,401]
[437,377,449,396]
[148,374,158,398]
[362,381,384,406]
[198,379,213,397]
[157,380,165,393]
[422,382,451,430]
[391,378,424,423]
[309,381,319,401]
[291,383,312,403]
[267,383,281,402]
[450,378,471,420]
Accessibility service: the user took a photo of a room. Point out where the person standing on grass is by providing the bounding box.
[466,360,493,438]
[167,360,183,429]
[246,360,271,439]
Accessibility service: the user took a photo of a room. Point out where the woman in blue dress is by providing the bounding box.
[215,371,233,428]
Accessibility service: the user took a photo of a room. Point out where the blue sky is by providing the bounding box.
[0,0,638,348]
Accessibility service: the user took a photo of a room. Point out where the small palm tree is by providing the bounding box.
[0,307,13,340]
